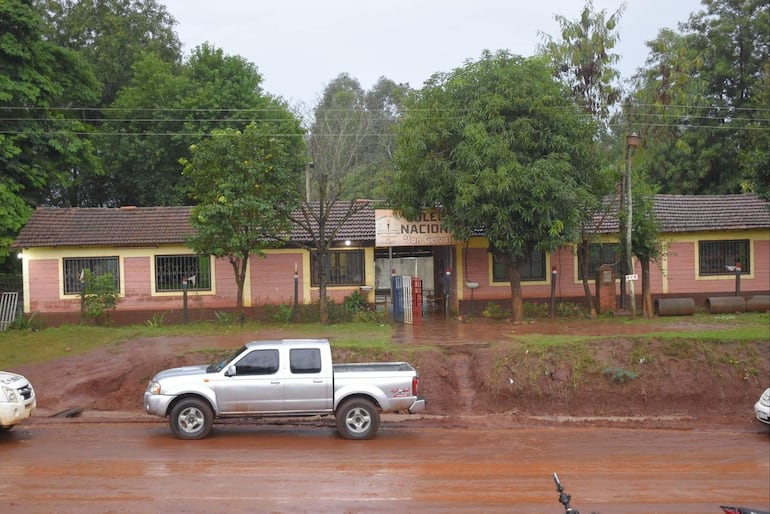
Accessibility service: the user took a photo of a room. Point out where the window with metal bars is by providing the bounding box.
[577,243,621,281]
[311,250,364,286]
[63,257,120,295]
[699,240,750,276]
[155,255,211,291]
[492,249,546,282]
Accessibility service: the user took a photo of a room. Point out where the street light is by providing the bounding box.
[625,132,641,317]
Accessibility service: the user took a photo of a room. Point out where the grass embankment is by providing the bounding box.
[0,312,767,370]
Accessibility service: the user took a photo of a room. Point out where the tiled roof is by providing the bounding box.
[651,194,770,233]
[12,206,195,248]
[589,193,770,234]
[12,202,376,249]
[289,201,375,242]
[12,194,768,249]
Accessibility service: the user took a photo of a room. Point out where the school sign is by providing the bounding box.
[375,209,458,246]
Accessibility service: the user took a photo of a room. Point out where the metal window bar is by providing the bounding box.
[155,255,210,291]
[492,250,547,282]
[699,240,750,275]
[63,257,119,294]
[311,250,364,286]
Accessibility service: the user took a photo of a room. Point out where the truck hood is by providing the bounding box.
[153,365,210,382]
[0,371,29,387]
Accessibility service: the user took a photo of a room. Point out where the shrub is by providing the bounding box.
[146,312,166,328]
[602,366,637,384]
[82,270,119,325]
[482,302,511,319]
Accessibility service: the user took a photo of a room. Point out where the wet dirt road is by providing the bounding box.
[1,417,768,513]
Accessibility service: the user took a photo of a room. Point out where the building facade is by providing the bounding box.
[10,195,770,325]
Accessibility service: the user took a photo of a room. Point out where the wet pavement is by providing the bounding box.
[1,417,768,513]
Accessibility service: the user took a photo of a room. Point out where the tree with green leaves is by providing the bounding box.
[101,44,272,206]
[539,0,626,316]
[390,51,599,323]
[293,73,407,323]
[35,0,181,106]
[631,0,769,195]
[538,0,625,122]
[181,117,306,321]
[0,0,100,265]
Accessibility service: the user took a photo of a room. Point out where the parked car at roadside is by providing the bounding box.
[0,371,36,431]
[145,339,425,440]
[754,388,770,426]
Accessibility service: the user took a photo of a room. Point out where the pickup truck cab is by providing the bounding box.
[145,339,425,440]
[0,371,36,431]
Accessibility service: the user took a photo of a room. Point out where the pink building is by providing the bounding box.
[10,194,770,325]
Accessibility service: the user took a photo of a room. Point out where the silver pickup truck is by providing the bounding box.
[144,338,425,440]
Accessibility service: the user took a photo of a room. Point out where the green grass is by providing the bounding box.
[0,321,393,369]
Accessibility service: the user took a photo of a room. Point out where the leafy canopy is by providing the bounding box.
[392,51,598,261]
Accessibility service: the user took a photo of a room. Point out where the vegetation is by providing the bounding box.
[182,119,306,321]
[391,52,602,324]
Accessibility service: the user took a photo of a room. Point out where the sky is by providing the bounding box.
[160,0,705,107]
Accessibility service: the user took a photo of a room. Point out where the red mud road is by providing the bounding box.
[1,416,768,513]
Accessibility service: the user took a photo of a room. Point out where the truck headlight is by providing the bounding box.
[146,381,161,395]
[1,385,19,403]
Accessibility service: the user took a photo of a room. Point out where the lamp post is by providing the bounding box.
[625,131,641,318]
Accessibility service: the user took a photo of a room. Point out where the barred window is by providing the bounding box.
[63,257,120,295]
[155,255,211,291]
[311,250,364,286]
[577,243,621,280]
[492,249,546,282]
[699,240,750,276]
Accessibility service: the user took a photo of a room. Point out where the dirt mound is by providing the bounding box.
[15,319,769,429]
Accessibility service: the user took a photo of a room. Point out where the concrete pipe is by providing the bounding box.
[706,296,746,314]
[654,298,696,316]
[746,295,770,312]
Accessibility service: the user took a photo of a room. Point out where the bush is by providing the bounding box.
[482,302,511,319]
[82,270,119,325]
[146,312,166,328]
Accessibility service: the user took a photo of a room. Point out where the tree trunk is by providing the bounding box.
[508,265,524,323]
[318,249,329,324]
[231,255,248,324]
[641,258,653,319]
[579,239,597,318]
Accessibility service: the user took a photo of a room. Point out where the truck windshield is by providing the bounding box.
[207,346,247,373]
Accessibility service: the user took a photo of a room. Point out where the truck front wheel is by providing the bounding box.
[169,398,213,440]
[336,398,380,440]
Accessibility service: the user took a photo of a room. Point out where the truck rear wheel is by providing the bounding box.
[336,398,380,440]
[169,398,213,440]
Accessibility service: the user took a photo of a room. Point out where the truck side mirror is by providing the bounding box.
[225,365,237,377]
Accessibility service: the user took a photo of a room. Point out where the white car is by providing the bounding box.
[754,388,770,426]
[0,371,36,431]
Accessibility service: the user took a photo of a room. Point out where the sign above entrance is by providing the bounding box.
[375,209,458,247]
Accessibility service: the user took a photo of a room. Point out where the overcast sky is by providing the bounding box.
[160,0,705,107]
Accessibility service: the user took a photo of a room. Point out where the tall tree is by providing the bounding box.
[632,0,769,195]
[35,0,181,106]
[295,74,406,323]
[538,0,625,122]
[182,116,306,321]
[539,0,625,316]
[390,51,599,323]
[100,44,271,206]
[0,0,100,262]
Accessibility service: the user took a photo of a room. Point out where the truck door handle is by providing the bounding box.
[313,379,323,383]
[270,381,281,385]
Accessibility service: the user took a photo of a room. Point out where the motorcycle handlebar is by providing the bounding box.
[553,472,580,514]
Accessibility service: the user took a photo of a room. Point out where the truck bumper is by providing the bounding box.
[409,397,426,414]
[0,398,36,428]
[144,392,174,417]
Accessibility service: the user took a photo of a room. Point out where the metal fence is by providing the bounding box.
[0,291,18,331]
